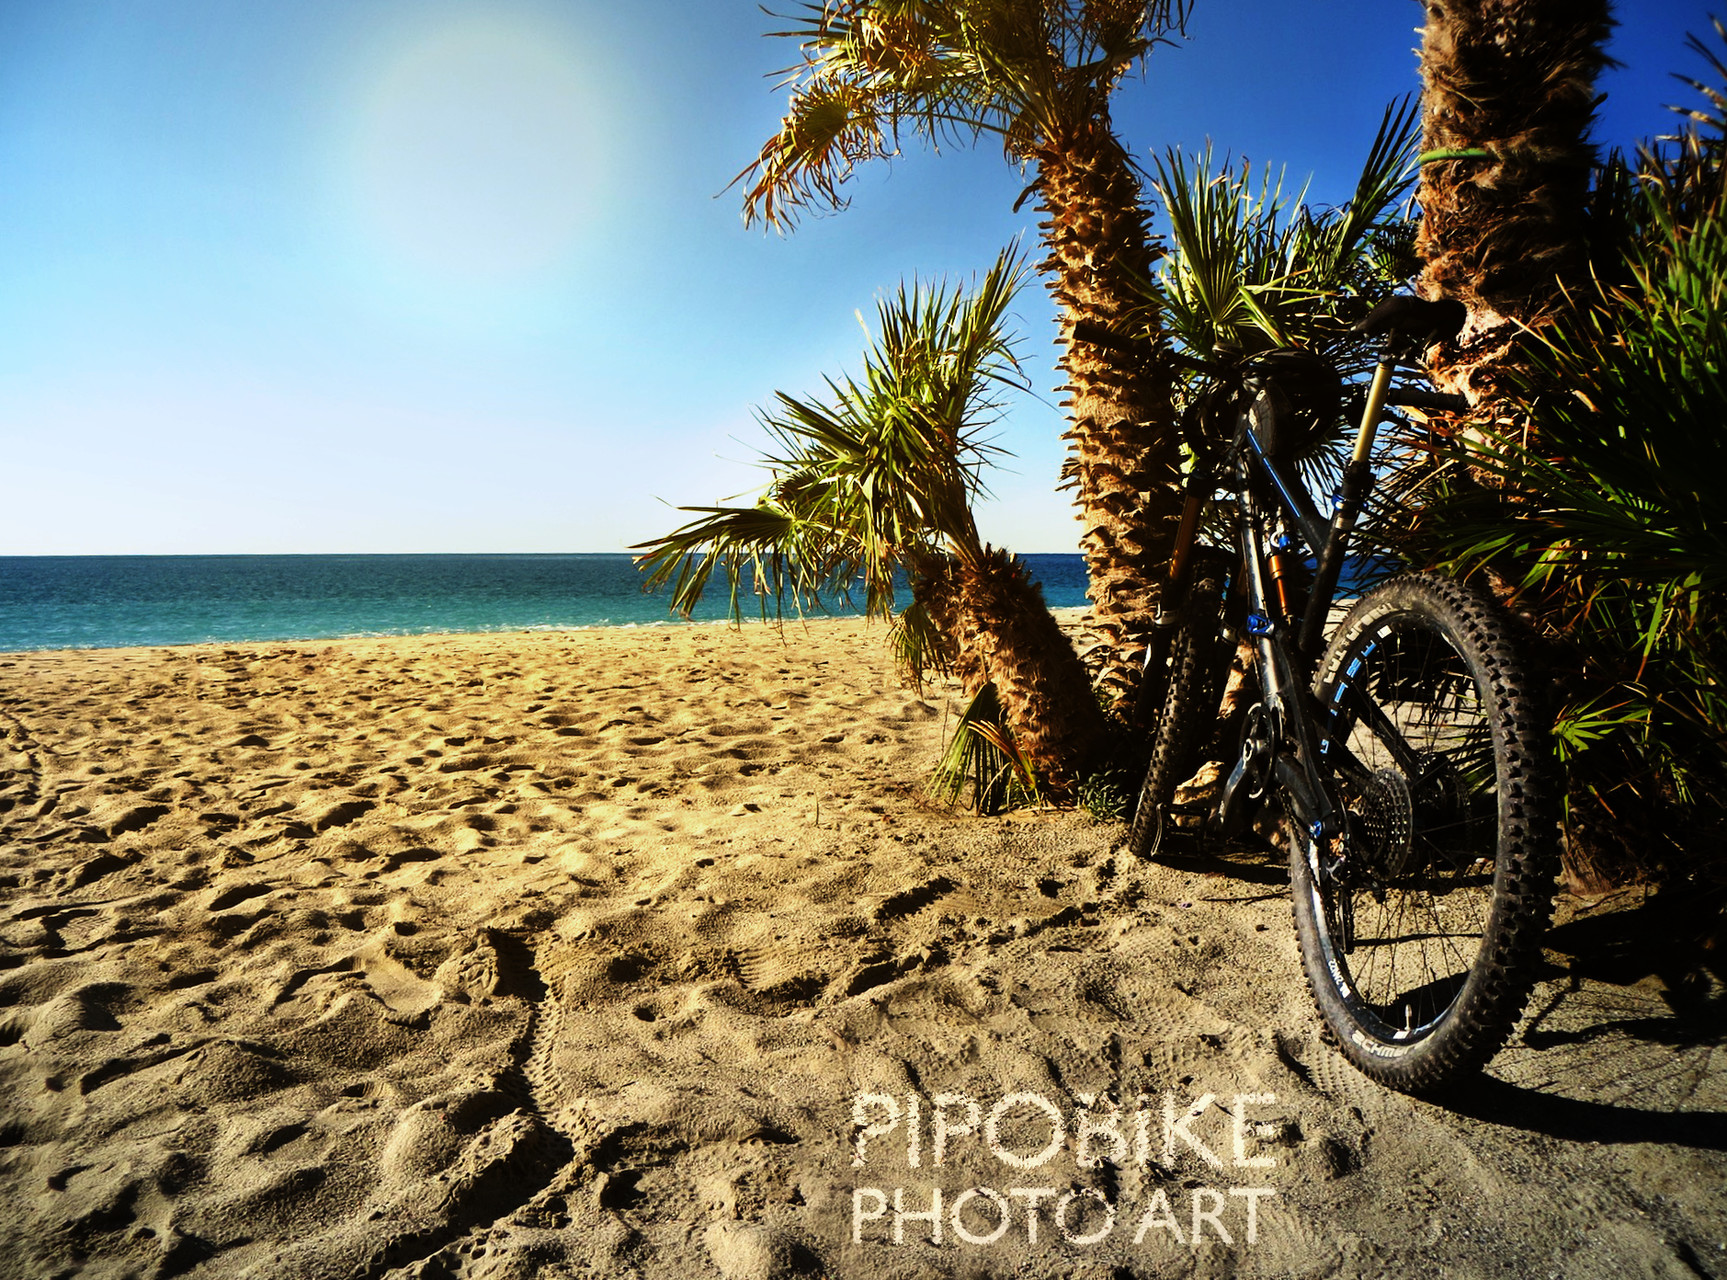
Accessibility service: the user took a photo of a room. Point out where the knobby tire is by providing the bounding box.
[1291,573,1557,1094]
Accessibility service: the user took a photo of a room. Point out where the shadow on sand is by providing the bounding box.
[1174,833,1727,1147]
[1444,887,1726,1148]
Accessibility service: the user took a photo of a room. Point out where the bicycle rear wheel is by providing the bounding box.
[1292,574,1556,1093]
[1127,552,1232,859]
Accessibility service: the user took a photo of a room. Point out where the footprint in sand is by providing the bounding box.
[433,933,504,1002]
[16,983,126,1048]
[66,849,143,888]
[267,938,444,1025]
[83,800,171,841]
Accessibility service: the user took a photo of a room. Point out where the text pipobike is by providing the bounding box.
[848,1089,1281,1249]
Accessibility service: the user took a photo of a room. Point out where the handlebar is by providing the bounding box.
[1383,388,1470,413]
[1070,317,1471,414]
[1351,295,1467,347]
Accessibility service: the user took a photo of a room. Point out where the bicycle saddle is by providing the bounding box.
[1353,295,1467,344]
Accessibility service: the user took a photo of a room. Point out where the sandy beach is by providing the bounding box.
[0,618,1722,1279]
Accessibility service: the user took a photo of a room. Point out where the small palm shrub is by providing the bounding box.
[1151,96,1423,367]
[1144,98,1425,537]
[635,247,1110,807]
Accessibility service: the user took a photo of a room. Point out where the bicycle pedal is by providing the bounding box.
[1148,824,1207,859]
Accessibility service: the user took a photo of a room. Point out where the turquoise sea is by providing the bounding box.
[0,553,1093,653]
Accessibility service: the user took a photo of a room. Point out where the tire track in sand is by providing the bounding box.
[361,930,580,1280]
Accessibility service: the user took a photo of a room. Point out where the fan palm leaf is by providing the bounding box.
[1149,96,1422,365]
[1138,99,1423,538]
[637,248,1022,612]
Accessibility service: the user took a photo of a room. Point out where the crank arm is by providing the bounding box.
[1211,745,1258,838]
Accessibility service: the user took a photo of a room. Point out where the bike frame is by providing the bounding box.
[1169,338,1410,847]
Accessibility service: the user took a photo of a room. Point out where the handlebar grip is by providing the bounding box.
[1384,388,1470,413]
[1352,296,1467,344]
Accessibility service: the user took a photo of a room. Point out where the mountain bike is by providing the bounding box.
[1091,297,1558,1095]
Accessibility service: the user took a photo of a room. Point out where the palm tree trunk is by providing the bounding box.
[918,546,1111,796]
[1415,0,1614,400]
[1034,113,1183,709]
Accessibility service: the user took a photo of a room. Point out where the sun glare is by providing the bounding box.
[349,19,597,281]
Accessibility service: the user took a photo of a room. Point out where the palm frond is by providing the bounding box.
[633,244,1032,623]
[1294,95,1422,300]
[1671,16,1727,138]
[1151,143,1303,353]
[1136,99,1423,551]
[926,681,1040,813]
[736,72,893,227]
[738,0,1192,228]
[1149,96,1420,365]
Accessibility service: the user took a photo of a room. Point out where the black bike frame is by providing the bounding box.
[1203,340,1418,846]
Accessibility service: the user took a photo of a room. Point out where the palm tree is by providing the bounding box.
[633,249,1110,794]
[1413,0,1615,401]
[735,0,1193,707]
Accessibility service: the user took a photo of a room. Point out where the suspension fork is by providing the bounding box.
[1133,460,1216,730]
[1282,346,1402,843]
[1299,350,1398,657]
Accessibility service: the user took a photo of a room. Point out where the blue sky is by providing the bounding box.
[0,0,1716,555]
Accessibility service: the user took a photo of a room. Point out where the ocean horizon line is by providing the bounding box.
[0,549,1091,560]
[0,552,1091,653]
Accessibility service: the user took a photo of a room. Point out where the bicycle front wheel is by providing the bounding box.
[1292,574,1556,1093]
[1127,551,1232,859]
